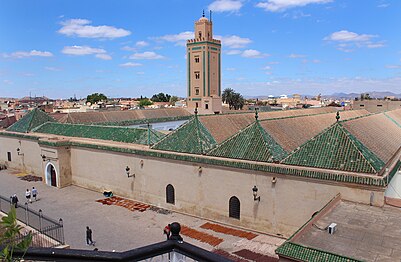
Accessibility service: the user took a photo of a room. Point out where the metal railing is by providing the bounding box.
[0,194,64,247]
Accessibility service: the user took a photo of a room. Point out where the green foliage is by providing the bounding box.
[150,93,171,102]
[169,96,179,106]
[138,99,153,108]
[0,207,32,261]
[222,88,244,110]
[86,93,108,104]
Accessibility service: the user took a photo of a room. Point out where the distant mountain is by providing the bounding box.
[324,91,401,99]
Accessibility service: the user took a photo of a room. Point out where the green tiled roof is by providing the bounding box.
[276,242,361,262]
[32,122,164,145]
[207,121,288,162]
[7,108,56,133]
[152,116,216,154]
[282,123,384,173]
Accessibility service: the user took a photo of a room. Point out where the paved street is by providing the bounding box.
[0,169,283,259]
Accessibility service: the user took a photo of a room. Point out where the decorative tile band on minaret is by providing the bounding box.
[186,12,222,114]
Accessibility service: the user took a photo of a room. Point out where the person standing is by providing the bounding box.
[25,189,31,203]
[32,187,38,201]
[163,224,171,240]
[86,226,94,246]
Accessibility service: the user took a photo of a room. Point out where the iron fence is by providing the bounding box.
[0,194,64,247]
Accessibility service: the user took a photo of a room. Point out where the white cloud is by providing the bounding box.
[62,45,112,60]
[324,30,384,51]
[256,0,332,12]
[386,65,401,69]
[95,53,112,60]
[3,80,13,85]
[208,0,243,12]
[58,19,131,39]
[241,49,269,58]
[226,67,236,71]
[121,46,136,51]
[262,66,271,70]
[119,62,142,67]
[288,53,306,58]
[45,67,62,71]
[136,41,149,47]
[226,50,242,55]
[156,31,193,46]
[129,51,164,60]
[215,35,252,48]
[3,50,53,59]
[324,30,376,42]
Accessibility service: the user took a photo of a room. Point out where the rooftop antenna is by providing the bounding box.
[202,10,205,17]
[210,10,212,21]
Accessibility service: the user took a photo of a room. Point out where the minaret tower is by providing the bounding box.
[187,11,222,114]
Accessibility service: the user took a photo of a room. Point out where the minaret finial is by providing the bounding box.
[202,10,205,17]
[255,108,259,121]
[336,111,340,122]
[194,106,198,116]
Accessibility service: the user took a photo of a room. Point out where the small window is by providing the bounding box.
[195,88,200,95]
[7,152,11,162]
[195,56,200,63]
[229,196,240,219]
[360,104,364,107]
[377,105,383,107]
[205,104,209,110]
[198,31,202,39]
[195,71,200,79]
[196,102,199,108]
[166,184,175,205]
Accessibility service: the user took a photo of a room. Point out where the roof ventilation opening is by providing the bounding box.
[328,223,337,234]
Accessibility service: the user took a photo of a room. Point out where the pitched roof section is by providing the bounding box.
[207,121,288,162]
[282,123,384,173]
[342,113,401,163]
[260,110,370,152]
[7,108,56,133]
[152,116,216,154]
[63,108,191,125]
[32,122,164,145]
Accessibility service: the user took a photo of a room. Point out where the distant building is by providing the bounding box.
[352,100,401,113]
[186,13,222,114]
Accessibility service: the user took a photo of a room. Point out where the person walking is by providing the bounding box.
[32,187,38,201]
[86,226,94,246]
[25,189,31,203]
[11,194,18,208]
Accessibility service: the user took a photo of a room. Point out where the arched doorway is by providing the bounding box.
[229,196,240,219]
[45,162,57,187]
[166,184,175,205]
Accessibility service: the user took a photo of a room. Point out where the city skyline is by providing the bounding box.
[1,0,400,99]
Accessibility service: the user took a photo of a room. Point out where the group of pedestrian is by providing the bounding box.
[10,187,38,207]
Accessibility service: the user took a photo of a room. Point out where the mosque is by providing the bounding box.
[2,14,401,261]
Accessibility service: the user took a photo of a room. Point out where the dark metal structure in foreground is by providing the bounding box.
[15,240,231,262]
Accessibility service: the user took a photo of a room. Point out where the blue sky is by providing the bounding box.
[0,0,400,99]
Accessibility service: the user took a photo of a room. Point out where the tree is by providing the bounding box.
[0,207,32,261]
[222,88,244,110]
[86,93,108,105]
[151,93,171,102]
[138,99,153,108]
[169,96,179,106]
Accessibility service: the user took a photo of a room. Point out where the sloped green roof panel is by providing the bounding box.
[152,117,216,154]
[276,242,361,262]
[282,123,383,173]
[7,108,56,133]
[33,122,164,145]
[207,121,288,162]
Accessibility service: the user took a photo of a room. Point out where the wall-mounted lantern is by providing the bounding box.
[252,185,260,201]
[126,166,135,178]
[272,177,277,184]
[40,154,57,162]
[17,148,24,156]
[140,160,144,168]
[198,166,203,174]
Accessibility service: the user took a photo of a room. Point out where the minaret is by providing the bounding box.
[186,12,222,114]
